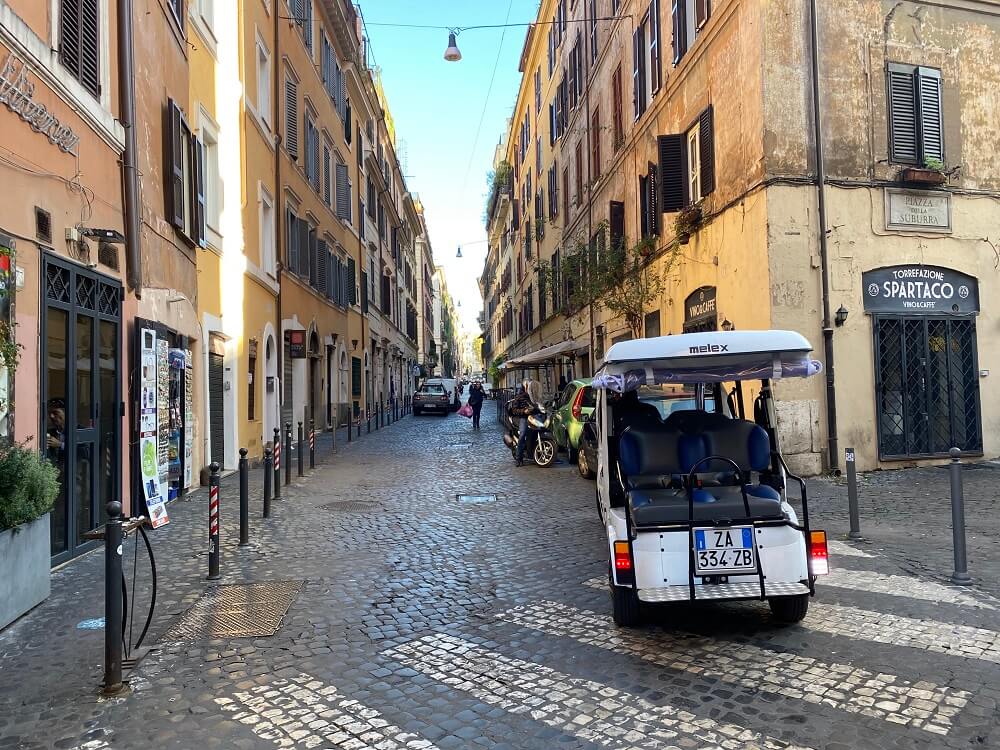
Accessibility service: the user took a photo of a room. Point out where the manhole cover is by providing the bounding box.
[321,500,381,512]
[457,494,499,504]
[163,581,302,640]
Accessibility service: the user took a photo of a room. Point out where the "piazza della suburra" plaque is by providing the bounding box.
[885,188,951,232]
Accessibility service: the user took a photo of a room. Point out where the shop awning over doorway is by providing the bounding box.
[499,340,580,370]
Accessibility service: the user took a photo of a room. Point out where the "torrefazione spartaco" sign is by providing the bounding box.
[862,265,979,314]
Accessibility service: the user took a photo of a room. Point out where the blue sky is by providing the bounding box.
[360,0,539,335]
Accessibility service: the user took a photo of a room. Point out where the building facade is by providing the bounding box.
[482,0,1000,473]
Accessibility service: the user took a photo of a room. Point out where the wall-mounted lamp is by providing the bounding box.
[443,32,462,62]
[834,305,849,327]
[721,319,734,331]
[351,339,359,350]
[456,245,463,258]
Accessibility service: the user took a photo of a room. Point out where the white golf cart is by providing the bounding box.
[592,330,829,626]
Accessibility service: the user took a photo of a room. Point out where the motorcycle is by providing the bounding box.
[502,405,558,467]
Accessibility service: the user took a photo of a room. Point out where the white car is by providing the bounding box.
[422,378,460,411]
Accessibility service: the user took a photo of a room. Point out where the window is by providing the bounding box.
[536,137,542,176]
[547,27,555,77]
[562,166,570,219]
[166,99,206,247]
[887,63,944,165]
[284,71,299,160]
[591,107,601,181]
[534,68,542,115]
[673,0,711,65]
[632,19,646,119]
[657,105,715,211]
[200,114,222,238]
[195,0,216,35]
[649,0,662,94]
[575,140,584,206]
[611,65,624,148]
[639,164,659,238]
[612,0,621,13]
[590,0,598,61]
[633,2,662,119]
[260,186,276,276]
[166,0,184,28]
[323,141,332,207]
[58,0,101,96]
[256,36,272,127]
[297,0,313,51]
[336,159,351,222]
[247,342,256,421]
[304,111,320,191]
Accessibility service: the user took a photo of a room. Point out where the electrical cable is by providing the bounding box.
[363,16,625,32]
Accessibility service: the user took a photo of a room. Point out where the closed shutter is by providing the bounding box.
[647,163,659,235]
[888,64,917,164]
[323,145,332,206]
[672,0,687,64]
[699,105,716,196]
[305,227,316,279]
[286,209,298,271]
[348,258,357,305]
[610,200,625,251]
[317,240,328,292]
[649,0,661,94]
[285,75,298,159]
[345,99,352,143]
[282,333,294,426]
[695,0,711,28]
[549,102,556,145]
[302,0,312,49]
[167,100,185,229]
[336,163,349,219]
[193,138,207,247]
[59,0,101,96]
[297,220,309,277]
[632,29,641,119]
[658,133,688,212]
[208,352,225,466]
[916,67,943,163]
[361,271,369,312]
[321,36,330,92]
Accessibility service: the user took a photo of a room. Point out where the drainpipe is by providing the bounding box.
[808,0,840,472]
[583,0,595,377]
[117,0,142,295]
[273,3,284,440]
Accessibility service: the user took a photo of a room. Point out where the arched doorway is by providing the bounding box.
[263,330,278,445]
[338,347,349,426]
[308,328,321,427]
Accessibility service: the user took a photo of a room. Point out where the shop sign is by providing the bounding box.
[0,53,81,154]
[885,189,951,232]
[288,330,306,358]
[862,265,979,314]
[685,286,717,323]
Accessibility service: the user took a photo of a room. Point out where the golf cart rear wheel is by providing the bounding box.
[577,449,595,479]
[534,438,557,467]
[769,594,809,623]
[611,584,642,626]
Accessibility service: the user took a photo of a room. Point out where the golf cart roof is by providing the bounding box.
[593,330,822,391]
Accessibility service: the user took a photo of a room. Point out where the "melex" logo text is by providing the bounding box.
[688,344,729,353]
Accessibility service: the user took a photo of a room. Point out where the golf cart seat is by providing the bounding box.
[619,418,784,526]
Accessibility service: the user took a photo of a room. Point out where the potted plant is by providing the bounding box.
[0,443,59,630]
[675,202,704,245]
[899,158,948,186]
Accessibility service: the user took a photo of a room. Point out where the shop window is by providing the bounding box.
[166,99,207,247]
[58,0,101,96]
[887,64,944,166]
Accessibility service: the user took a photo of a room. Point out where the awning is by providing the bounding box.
[500,339,580,370]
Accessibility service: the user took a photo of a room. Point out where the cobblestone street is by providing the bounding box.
[1,402,999,750]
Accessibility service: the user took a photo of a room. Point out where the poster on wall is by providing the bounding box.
[140,328,168,528]
[156,337,169,494]
[184,349,194,489]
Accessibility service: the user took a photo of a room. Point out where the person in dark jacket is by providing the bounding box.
[507,380,540,466]
[468,381,485,429]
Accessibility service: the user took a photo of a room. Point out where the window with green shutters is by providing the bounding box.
[887,63,944,166]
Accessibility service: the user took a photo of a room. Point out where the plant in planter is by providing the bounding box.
[899,158,948,186]
[0,444,59,629]
[674,202,704,244]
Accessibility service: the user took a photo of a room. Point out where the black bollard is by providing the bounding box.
[331,413,337,453]
[272,428,282,501]
[949,448,972,585]
[367,408,372,434]
[347,414,353,443]
[238,448,249,546]
[309,419,315,469]
[297,421,304,477]
[845,447,862,540]
[285,423,292,486]
[356,416,361,439]
[208,462,221,580]
[263,446,273,518]
[102,500,124,696]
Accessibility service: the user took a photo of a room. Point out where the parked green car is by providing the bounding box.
[550,379,595,463]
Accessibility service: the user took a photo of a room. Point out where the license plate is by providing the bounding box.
[694,526,756,575]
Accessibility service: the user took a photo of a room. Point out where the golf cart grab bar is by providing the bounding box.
[770,450,815,594]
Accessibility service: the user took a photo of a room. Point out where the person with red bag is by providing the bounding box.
[467,381,485,428]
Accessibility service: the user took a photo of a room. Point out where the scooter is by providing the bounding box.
[502,407,558,467]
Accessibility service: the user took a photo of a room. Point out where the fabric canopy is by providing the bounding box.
[500,339,580,370]
[592,358,824,392]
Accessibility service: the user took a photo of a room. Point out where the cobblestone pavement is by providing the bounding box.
[1,402,998,749]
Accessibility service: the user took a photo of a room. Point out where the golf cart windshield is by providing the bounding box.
[593,330,823,392]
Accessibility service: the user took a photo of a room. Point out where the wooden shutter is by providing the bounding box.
[632,29,640,119]
[296,220,309,277]
[699,105,715,196]
[647,163,659,235]
[658,133,688,211]
[167,100,185,229]
[361,271,369,312]
[610,200,625,251]
[336,162,349,219]
[59,0,100,96]
[348,258,357,305]
[286,209,299,271]
[323,145,332,206]
[887,64,918,164]
[612,66,623,145]
[916,67,944,163]
[649,0,661,93]
[345,99,352,143]
[672,0,687,64]
[696,0,711,29]
[285,76,299,159]
[193,137,207,247]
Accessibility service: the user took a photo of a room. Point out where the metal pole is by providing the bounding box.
[297,421,304,477]
[262,446,273,518]
[208,462,221,580]
[102,500,124,696]
[356,415,361,439]
[367,408,372,434]
[284,423,292,486]
[348,413,353,442]
[331,412,337,453]
[949,447,972,585]
[238,448,249,546]
[845,447,862,540]
[272,427,282,501]
[309,419,315,469]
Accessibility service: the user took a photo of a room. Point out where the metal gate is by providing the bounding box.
[208,351,225,466]
[282,333,293,427]
[874,317,982,459]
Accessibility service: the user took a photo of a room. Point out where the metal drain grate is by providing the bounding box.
[457,494,499,504]
[163,581,302,640]
[321,500,381,512]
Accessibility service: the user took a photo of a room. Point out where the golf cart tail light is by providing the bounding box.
[809,530,829,575]
[613,541,632,571]
[571,388,586,420]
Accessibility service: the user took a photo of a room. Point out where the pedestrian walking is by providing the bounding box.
[468,380,485,429]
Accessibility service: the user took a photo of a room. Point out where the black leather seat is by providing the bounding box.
[619,414,784,527]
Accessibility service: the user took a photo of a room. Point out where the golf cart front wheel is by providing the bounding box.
[611,584,642,627]
[768,594,809,623]
[534,438,557,467]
